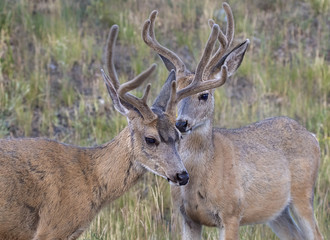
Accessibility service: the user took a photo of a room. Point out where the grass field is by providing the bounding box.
[0,0,329,239]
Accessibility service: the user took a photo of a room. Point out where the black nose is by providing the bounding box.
[176,171,189,186]
[176,120,188,133]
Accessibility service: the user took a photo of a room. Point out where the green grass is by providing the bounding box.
[0,0,329,239]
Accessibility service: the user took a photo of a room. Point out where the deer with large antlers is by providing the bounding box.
[143,3,323,240]
[0,22,228,239]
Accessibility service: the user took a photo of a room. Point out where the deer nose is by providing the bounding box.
[176,171,189,186]
[176,120,188,133]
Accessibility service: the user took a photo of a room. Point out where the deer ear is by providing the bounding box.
[101,69,128,116]
[152,69,176,112]
[159,54,176,72]
[211,39,249,78]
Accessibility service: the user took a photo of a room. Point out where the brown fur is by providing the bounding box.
[0,24,190,239]
[172,58,323,240]
[0,109,186,240]
[0,21,226,239]
[173,112,323,239]
[144,2,323,238]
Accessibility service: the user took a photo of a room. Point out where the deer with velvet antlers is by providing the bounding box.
[143,3,323,240]
[0,22,230,240]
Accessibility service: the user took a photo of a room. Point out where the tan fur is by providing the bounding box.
[143,2,323,238]
[0,105,188,240]
[174,112,323,239]
[0,24,190,240]
[0,128,136,240]
[173,76,323,240]
[0,21,227,239]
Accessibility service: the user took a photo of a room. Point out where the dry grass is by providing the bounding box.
[0,0,329,239]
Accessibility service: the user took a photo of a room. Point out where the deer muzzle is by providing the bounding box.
[169,170,189,186]
[175,120,188,133]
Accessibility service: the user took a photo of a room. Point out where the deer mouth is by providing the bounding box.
[167,171,189,186]
[176,118,208,134]
[167,177,189,186]
[181,129,192,135]
[180,122,206,135]
[167,178,180,186]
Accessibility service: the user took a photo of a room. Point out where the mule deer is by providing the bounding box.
[0,22,229,239]
[143,3,323,240]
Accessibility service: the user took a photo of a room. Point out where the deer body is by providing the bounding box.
[0,128,144,240]
[173,117,322,239]
[0,21,225,239]
[142,2,323,239]
[0,104,191,240]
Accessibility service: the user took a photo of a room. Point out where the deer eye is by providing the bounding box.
[199,93,209,101]
[145,137,157,145]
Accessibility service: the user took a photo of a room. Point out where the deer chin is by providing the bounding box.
[182,121,207,135]
[181,129,192,135]
[140,163,184,186]
[140,163,168,180]
[167,178,181,186]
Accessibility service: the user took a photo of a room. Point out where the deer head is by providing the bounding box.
[142,2,249,134]
[102,25,189,185]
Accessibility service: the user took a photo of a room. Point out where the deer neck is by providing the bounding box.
[89,127,146,208]
[179,118,214,166]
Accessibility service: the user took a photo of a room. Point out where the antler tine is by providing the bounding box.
[209,19,227,48]
[176,66,228,103]
[174,23,219,102]
[101,69,128,115]
[173,24,228,103]
[106,25,120,90]
[142,10,187,78]
[118,63,157,123]
[103,25,157,123]
[223,2,235,48]
[194,24,220,82]
[203,2,235,80]
[165,78,177,117]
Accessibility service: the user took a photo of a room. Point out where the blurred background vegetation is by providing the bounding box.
[0,0,329,239]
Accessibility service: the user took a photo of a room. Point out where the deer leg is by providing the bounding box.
[291,199,323,240]
[268,206,304,240]
[182,217,202,240]
[33,223,61,240]
[32,232,50,240]
[33,227,82,240]
[170,186,182,239]
[219,225,225,240]
[33,226,81,240]
[221,217,240,240]
[32,209,82,240]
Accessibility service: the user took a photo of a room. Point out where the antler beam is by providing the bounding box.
[142,10,187,78]
[104,24,157,123]
[203,2,235,80]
